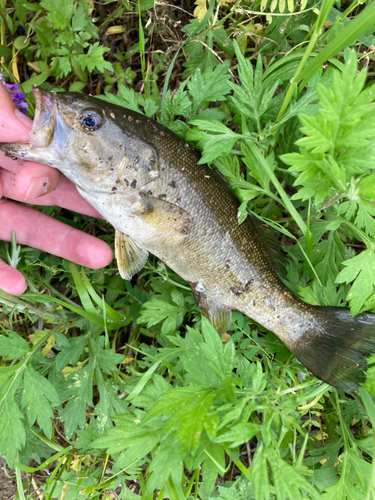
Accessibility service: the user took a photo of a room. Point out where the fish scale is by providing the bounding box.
[2,87,375,391]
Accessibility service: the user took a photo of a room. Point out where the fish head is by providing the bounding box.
[1,88,138,192]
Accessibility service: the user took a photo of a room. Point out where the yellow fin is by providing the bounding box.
[191,284,232,336]
[115,229,149,280]
[137,194,191,235]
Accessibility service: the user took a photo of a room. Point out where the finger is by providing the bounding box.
[0,159,60,201]
[0,199,113,269]
[0,84,33,141]
[0,258,27,295]
[0,84,61,197]
[1,168,102,217]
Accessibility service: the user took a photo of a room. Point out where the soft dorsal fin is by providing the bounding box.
[115,230,149,280]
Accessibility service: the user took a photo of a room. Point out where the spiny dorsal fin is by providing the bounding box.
[115,229,149,280]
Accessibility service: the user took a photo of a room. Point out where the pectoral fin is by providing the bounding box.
[115,229,149,280]
[136,194,191,235]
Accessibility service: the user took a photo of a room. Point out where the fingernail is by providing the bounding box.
[15,108,31,127]
[24,176,50,201]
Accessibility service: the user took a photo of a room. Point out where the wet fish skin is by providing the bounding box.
[1,87,375,391]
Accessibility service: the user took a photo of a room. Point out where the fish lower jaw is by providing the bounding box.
[0,141,32,161]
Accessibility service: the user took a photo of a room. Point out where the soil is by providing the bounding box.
[0,458,18,500]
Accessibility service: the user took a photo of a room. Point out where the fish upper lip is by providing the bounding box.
[30,87,57,148]
[32,86,56,120]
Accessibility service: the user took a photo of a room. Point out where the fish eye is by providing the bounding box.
[81,109,103,131]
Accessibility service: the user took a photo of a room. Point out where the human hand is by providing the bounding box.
[0,84,113,295]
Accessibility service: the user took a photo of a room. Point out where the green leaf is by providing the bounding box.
[202,442,225,495]
[93,417,162,465]
[0,394,26,467]
[40,0,74,30]
[187,61,231,118]
[299,2,375,89]
[336,248,375,315]
[200,317,235,382]
[188,119,241,164]
[137,294,187,337]
[77,42,112,73]
[90,336,124,375]
[21,365,59,439]
[60,363,94,438]
[0,331,30,360]
[147,434,183,492]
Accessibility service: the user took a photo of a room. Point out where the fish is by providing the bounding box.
[1,87,375,391]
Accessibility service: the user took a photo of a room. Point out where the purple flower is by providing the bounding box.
[0,75,28,115]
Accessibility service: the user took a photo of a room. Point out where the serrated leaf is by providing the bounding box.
[60,363,94,438]
[0,394,26,467]
[336,248,375,315]
[200,317,235,382]
[77,42,112,73]
[90,337,123,375]
[147,434,183,491]
[40,0,73,30]
[187,62,231,118]
[21,365,59,439]
[0,331,30,360]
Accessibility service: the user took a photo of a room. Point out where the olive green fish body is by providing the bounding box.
[2,88,375,391]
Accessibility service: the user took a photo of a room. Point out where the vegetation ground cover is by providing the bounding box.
[1,0,375,498]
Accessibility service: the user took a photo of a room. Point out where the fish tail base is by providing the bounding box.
[292,306,375,391]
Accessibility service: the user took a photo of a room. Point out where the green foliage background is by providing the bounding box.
[1,0,375,498]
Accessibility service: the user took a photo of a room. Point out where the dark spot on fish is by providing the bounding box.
[168,180,176,189]
[147,190,152,196]
[253,300,256,307]
[130,179,137,188]
[147,204,153,212]
[108,156,113,161]
[124,178,129,186]
[158,194,167,199]
[43,182,47,187]
[181,229,187,235]
[111,186,117,192]
[119,144,123,148]
[116,179,120,184]
[244,280,254,291]
[225,264,230,269]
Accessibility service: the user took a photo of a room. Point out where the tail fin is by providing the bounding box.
[292,307,375,391]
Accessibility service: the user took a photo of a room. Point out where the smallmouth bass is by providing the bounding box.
[2,87,375,391]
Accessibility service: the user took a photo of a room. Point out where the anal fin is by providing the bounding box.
[115,229,149,280]
[190,284,232,337]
